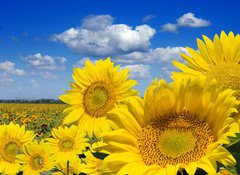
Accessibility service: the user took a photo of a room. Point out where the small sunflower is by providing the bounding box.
[218,169,237,175]
[46,125,89,163]
[0,122,35,175]
[95,78,239,174]
[172,31,240,99]
[59,57,138,136]
[53,158,84,175]
[17,140,55,175]
[82,151,103,175]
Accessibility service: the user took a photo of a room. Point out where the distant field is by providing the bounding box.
[0,103,67,139]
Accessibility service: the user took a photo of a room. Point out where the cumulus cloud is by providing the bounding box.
[161,12,211,33]
[51,15,156,57]
[74,57,91,68]
[142,14,156,22]
[0,61,26,76]
[177,13,211,27]
[115,46,187,63]
[161,23,178,33]
[24,53,67,70]
[115,47,188,79]
[122,64,151,80]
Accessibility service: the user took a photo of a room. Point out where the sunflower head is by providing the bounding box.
[59,57,138,136]
[97,77,240,175]
[17,140,55,175]
[46,125,89,163]
[172,31,240,99]
[0,122,35,175]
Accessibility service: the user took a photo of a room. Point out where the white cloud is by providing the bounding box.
[25,53,67,70]
[161,13,211,33]
[58,57,67,64]
[40,72,58,80]
[0,61,26,76]
[51,15,156,57]
[122,64,151,80]
[31,79,40,89]
[115,46,188,63]
[74,57,90,68]
[142,14,156,22]
[177,13,211,27]
[161,23,178,33]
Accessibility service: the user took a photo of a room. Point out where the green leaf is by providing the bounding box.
[227,133,240,147]
[227,140,240,174]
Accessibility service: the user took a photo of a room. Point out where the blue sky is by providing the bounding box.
[0,0,239,99]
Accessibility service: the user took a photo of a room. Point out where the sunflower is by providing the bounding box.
[53,157,84,175]
[172,31,240,100]
[0,122,35,175]
[82,151,103,175]
[17,140,55,175]
[217,169,236,175]
[95,78,239,174]
[46,125,89,163]
[59,57,138,136]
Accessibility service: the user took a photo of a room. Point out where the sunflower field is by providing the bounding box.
[0,31,240,175]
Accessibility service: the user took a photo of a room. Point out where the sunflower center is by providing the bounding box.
[137,113,215,167]
[83,81,116,117]
[91,87,108,108]
[207,63,240,99]
[59,137,75,151]
[2,141,21,162]
[158,130,196,158]
[30,154,44,170]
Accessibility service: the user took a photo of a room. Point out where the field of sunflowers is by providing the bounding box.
[1,31,240,175]
[0,103,66,139]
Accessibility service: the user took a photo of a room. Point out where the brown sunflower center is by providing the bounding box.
[137,113,215,167]
[207,64,240,99]
[2,140,21,162]
[30,154,44,170]
[83,81,116,117]
[59,137,75,152]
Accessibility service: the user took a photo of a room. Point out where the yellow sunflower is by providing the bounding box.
[53,157,84,175]
[82,151,103,175]
[95,78,239,175]
[46,125,89,163]
[17,140,55,175]
[0,122,35,175]
[172,31,240,99]
[218,169,236,175]
[59,57,138,136]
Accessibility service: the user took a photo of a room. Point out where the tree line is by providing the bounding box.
[0,99,64,104]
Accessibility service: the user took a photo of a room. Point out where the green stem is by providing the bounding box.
[66,160,70,175]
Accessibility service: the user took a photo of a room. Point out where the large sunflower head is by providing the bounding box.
[17,140,55,175]
[96,78,240,175]
[172,31,240,99]
[0,122,35,175]
[59,57,138,136]
[46,125,89,163]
